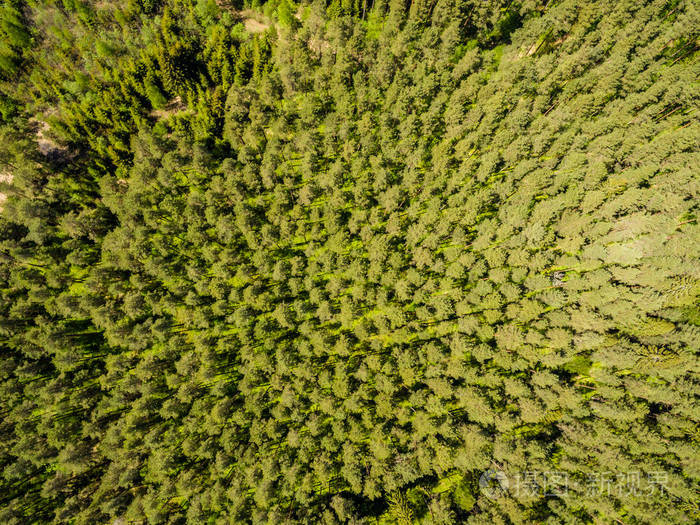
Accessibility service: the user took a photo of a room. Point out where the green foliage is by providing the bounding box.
[145,80,168,109]
[0,4,30,80]
[277,0,297,28]
[387,491,414,524]
[0,0,698,524]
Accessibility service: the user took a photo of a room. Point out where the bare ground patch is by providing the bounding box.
[149,96,191,120]
[244,16,269,33]
[0,171,12,211]
[29,115,75,163]
[239,9,270,33]
[214,3,271,33]
[36,120,60,156]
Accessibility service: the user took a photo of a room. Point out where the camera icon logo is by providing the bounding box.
[479,469,509,499]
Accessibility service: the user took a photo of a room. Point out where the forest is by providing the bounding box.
[0,0,698,523]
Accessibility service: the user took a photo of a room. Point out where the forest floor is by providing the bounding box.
[30,116,74,163]
[148,96,190,120]
[214,2,270,33]
[241,11,269,33]
[0,171,10,210]
[32,118,60,157]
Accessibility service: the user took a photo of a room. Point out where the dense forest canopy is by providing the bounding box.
[0,0,698,523]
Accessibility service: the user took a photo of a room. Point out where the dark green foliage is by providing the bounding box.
[0,3,30,79]
[0,0,698,523]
